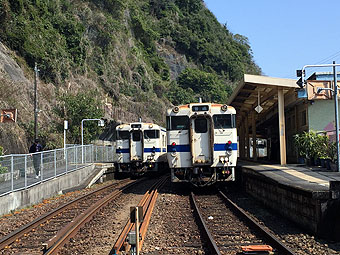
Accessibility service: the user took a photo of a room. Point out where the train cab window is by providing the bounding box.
[117,131,130,140]
[144,130,160,139]
[168,116,189,130]
[194,117,207,133]
[132,131,141,141]
[213,114,235,129]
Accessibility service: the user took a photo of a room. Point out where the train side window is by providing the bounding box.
[132,131,141,141]
[170,116,189,130]
[213,114,234,129]
[144,130,160,139]
[194,117,207,133]
[117,131,130,140]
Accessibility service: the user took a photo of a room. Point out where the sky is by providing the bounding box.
[204,0,340,79]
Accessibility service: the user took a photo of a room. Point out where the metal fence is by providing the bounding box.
[0,145,115,197]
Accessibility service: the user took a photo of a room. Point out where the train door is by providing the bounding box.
[130,130,143,161]
[191,116,212,165]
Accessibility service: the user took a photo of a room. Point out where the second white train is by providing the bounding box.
[115,122,167,175]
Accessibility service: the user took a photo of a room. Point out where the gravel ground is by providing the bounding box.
[141,181,208,255]
[59,178,158,255]
[225,186,340,255]
[142,182,340,255]
[2,178,340,255]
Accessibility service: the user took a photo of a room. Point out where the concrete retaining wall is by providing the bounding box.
[0,164,96,216]
[240,167,340,241]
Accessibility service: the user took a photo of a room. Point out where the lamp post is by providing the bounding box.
[81,118,105,163]
[297,61,340,171]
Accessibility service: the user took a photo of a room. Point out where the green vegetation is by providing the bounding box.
[294,131,334,161]
[0,146,7,174]
[53,91,104,144]
[0,0,261,150]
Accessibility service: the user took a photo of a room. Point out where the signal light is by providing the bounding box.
[296,69,305,77]
[228,140,232,145]
[296,69,306,88]
[171,142,176,146]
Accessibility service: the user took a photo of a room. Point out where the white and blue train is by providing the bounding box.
[115,122,167,175]
[166,103,237,187]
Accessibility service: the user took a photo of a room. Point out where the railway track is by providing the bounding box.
[191,190,297,255]
[0,178,140,254]
[111,175,168,254]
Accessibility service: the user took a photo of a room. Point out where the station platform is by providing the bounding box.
[237,160,340,241]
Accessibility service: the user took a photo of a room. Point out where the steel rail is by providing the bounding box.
[190,192,222,255]
[218,190,297,255]
[0,178,132,251]
[111,176,168,254]
[42,179,142,254]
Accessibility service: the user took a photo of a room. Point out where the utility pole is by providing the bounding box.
[333,61,340,172]
[34,62,39,141]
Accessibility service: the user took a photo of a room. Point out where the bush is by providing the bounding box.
[0,146,8,174]
[294,131,330,160]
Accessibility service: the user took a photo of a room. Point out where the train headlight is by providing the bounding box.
[171,142,177,152]
[226,141,233,156]
[173,106,179,113]
[221,105,228,112]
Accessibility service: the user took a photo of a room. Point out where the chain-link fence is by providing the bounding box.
[0,145,115,197]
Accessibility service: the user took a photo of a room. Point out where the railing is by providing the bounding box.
[0,145,115,197]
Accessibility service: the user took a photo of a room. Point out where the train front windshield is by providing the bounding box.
[213,114,236,129]
[166,116,189,130]
[144,130,160,139]
[117,131,130,140]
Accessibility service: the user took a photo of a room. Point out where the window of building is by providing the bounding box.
[301,110,307,126]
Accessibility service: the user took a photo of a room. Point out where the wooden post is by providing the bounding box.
[278,88,287,165]
[245,116,249,159]
[252,111,257,161]
[240,123,245,158]
[238,121,244,159]
[136,206,140,255]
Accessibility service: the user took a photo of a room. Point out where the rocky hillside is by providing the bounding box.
[0,0,260,154]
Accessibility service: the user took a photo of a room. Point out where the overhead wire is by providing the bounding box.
[282,49,340,79]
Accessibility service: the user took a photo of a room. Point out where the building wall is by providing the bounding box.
[308,100,337,133]
[285,102,309,163]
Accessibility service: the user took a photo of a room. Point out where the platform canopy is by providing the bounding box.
[227,74,299,165]
[228,74,298,124]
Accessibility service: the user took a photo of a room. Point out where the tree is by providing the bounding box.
[177,68,231,103]
[54,91,104,144]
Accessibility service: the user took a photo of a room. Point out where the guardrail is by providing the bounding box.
[0,145,115,197]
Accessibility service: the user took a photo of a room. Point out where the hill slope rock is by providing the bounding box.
[0,0,260,153]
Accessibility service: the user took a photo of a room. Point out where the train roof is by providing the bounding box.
[116,122,166,131]
[166,102,236,115]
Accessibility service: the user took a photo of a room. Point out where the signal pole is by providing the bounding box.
[34,62,39,140]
